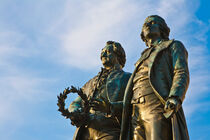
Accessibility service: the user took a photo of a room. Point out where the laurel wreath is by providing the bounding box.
[57,86,89,119]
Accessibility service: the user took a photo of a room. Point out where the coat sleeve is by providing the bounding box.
[168,40,190,102]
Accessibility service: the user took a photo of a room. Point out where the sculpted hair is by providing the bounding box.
[141,15,170,46]
[106,41,126,68]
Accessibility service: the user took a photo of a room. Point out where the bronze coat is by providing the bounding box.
[120,40,190,140]
[70,69,131,140]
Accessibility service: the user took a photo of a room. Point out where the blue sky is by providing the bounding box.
[0,0,209,140]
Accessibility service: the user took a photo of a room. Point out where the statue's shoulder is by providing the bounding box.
[82,75,98,90]
[159,39,187,54]
[118,70,131,76]
[160,39,174,48]
[85,75,98,84]
[109,70,131,81]
[168,39,188,54]
[123,71,132,77]
[121,70,132,81]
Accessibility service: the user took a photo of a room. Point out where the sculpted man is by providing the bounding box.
[69,41,131,140]
[120,15,190,140]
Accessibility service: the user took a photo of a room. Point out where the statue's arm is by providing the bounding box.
[168,40,190,102]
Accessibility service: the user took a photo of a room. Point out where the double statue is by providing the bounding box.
[57,15,190,140]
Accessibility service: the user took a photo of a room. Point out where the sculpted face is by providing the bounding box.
[100,45,118,69]
[142,17,161,39]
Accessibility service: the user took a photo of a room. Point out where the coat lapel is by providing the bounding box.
[88,71,102,99]
[146,39,174,105]
[148,39,174,71]
[135,47,154,67]
[106,70,122,102]
[135,40,174,70]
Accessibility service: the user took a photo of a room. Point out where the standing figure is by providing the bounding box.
[120,15,189,140]
[69,41,131,140]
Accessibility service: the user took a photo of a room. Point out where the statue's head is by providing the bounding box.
[100,41,126,69]
[141,15,170,46]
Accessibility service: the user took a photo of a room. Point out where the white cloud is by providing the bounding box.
[183,101,210,117]
[0,75,49,124]
[47,0,200,69]
[47,0,210,117]
[48,0,140,69]
[0,0,209,139]
[0,28,54,136]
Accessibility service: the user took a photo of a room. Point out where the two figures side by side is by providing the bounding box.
[60,15,190,140]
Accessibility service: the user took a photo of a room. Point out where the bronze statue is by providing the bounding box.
[66,41,131,140]
[120,15,190,140]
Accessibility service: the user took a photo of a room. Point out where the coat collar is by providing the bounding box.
[135,39,174,68]
[89,67,123,98]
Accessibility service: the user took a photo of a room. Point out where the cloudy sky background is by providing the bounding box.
[0,0,209,139]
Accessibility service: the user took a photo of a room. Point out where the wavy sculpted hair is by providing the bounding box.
[141,15,170,46]
[102,41,126,68]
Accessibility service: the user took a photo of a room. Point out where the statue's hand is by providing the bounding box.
[69,108,87,127]
[90,98,111,113]
[164,97,181,118]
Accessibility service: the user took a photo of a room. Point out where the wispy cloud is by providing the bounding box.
[48,0,210,117]
[48,0,202,70]
[0,0,209,139]
[0,19,55,140]
[0,75,50,124]
[48,0,139,69]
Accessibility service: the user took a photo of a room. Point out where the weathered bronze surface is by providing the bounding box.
[65,41,131,140]
[120,15,190,140]
[57,86,90,127]
[57,15,190,140]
